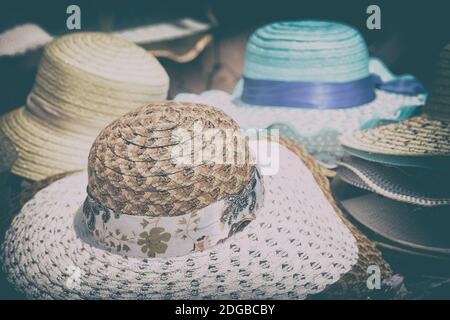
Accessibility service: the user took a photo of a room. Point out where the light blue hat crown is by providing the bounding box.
[243,20,370,83]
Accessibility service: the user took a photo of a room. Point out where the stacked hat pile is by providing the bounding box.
[334,45,450,274]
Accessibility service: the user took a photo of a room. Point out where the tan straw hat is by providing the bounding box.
[0,32,169,181]
[341,45,450,160]
[1,101,390,299]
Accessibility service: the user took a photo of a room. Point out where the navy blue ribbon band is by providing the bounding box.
[242,75,426,109]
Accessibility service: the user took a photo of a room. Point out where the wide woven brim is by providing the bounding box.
[340,114,450,157]
[175,87,425,167]
[0,107,95,181]
[1,139,390,299]
[338,192,450,256]
[337,157,450,206]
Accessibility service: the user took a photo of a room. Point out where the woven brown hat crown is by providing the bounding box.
[425,44,450,120]
[88,101,254,217]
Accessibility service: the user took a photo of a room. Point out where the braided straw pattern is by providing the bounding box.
[244,20,370,83]
[88,101,253,217]
[341,45,450,157]
[0,32,169,181]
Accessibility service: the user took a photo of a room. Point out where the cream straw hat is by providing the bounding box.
[341,45,450,166]
[1,101,390,299]
[0,32,169,181]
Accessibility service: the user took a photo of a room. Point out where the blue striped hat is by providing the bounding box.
[175,20,427,167]
[244,20,370,84]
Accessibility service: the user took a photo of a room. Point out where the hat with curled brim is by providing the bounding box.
[2,101,391,299]
[0,32,169,181]
[336,191,450,258]
[175,20,427,168]
[337,156,450,207]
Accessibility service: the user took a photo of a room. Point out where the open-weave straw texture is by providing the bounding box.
[277,137,392,299]
[0,32,169,181]
[341,45,450,157]
[337,157,450,206]
[88,101,253,217]
[0,24,52,56]
[1,102,391,299]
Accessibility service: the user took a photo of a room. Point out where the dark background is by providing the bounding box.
[1,0,450,112]
[1,0,450,79]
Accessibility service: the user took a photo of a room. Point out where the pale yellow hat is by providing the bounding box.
[0,32,169,181]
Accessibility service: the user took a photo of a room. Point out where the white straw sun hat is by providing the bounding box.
[1,101,390,299]
[175,20,427,167]
[0,32,169,181]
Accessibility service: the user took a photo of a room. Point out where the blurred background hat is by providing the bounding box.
[333,47,450,288]
[0,32,169,181]
[0,24,52,57]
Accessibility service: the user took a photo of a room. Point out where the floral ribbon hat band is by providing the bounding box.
[83,167,264,258]
[175,20,426,167]
[1,101,391,299]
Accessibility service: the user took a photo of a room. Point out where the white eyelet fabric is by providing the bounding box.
[1,143,358,299]
[175,87,425,139]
